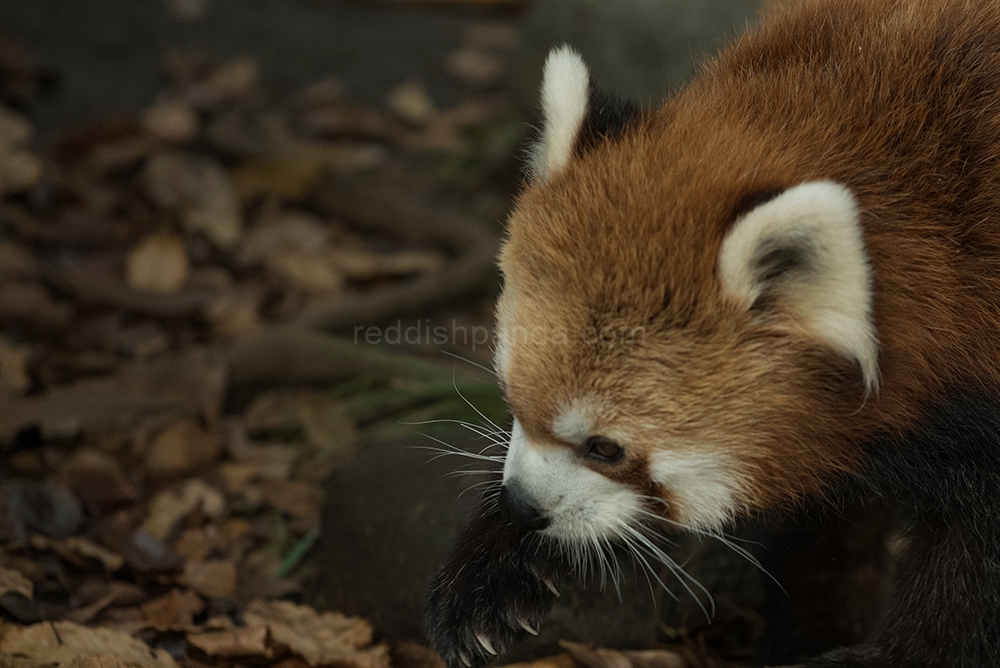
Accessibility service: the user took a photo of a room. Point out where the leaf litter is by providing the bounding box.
[0,10,741,668]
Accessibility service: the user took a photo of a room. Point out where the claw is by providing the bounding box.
[543,578,561,597]
[518,619,539,636]
[475,632,497,656]
[459,651,472,667]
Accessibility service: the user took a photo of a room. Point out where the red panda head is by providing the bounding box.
[494,47,879,548]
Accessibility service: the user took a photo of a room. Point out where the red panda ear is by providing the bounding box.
[718,181,879,391]
[530,47,641,181]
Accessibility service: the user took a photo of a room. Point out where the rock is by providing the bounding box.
[508,0,765,112]
[315,432,657,656]
[3,480,82,539]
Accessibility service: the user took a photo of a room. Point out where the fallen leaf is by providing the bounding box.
[0,620,178,668]
[267,248,344,294]
[243,389,306,435]
[444,48,505,89]
[126,233,190,295]
[140,588,204,631]
[391,641,447,668]
[386,79,436,126]
[495,655,575,668]
[180,559,236,598]
[0,339,31,395]
[231,145,385,199]
[0,241,36,279]
[31,535,125,571]
[166,0,208,22]
[59,448,139,509]
[257,479,322,520]
[187,625,269,658]
[0,282,73,331]
[559,641,689,668]
[185,56,257,109]
[144,150,242,248]
[142,479,226,540]
[0,106,32,148]
[244,599,390,668]
[0,566,32,600]
[237,210,333,266]
[142,99,201,144]
[204,291,261,339]
[63,581,146,625]
[143,420,220,476]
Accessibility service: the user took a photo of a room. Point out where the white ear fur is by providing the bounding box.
[530,46,590,180]
[718,181,878,390]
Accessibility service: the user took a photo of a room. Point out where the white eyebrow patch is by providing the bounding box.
[551,398,598,445]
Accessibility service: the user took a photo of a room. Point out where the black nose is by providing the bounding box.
[498,484,550,531]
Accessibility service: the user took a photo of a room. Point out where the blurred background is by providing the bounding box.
[0,2,874,667]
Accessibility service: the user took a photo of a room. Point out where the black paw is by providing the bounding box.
[424,496,565,668]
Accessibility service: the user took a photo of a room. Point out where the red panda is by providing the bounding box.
[424,0,1000,666]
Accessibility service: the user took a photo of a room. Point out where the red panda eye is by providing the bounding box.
[584,436,624,463]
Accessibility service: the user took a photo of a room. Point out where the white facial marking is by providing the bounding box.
[531,46,589,181]
[718,180,879,391]
[551,398,597,445]
[648,450,741,531]
[503,419,640,543]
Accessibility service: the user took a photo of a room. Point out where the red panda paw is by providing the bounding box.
[423,497,564,668]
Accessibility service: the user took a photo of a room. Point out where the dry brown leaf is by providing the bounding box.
[0,565,32,600]
[187,625,270,658]
[244,599,390,668]
[144,150,242,248]
[140,588,204,631]
[141,479,226,539]
[64,655,144,668]
[495,655,574,668]
[59,448,139,509]
[63,581,146,625]
[204,291,261,339]
[0,620,178,668]
[257,478,322,520]
[186,56,257,109]
[0,107,41,193]
[180,559,237,598]
[267,248,344,294]
[231,145,384,200]
[0,338,31,395]
[126,234,190,295]
[444,48,505,89]
[391,641,447,668]
[559,641,689,668]
[31,535,126,572]
[144,420,221,476]
[166,0,208,21]
[237,211,332,266]
[386,80,436,126]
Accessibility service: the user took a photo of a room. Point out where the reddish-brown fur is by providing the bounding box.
[498,0,1000,516]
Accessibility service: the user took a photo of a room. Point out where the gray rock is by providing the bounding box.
[316,431,657,654]
[509,0,766,113]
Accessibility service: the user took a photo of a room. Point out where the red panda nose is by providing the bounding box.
[498,484,550,531]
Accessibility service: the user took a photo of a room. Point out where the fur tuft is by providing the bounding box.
[530,46,590,180]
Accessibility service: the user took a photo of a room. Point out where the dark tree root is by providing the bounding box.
[424,496,567,668]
